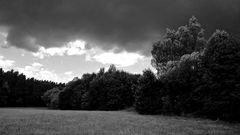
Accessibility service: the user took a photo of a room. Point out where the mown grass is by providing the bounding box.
[0,108,239,135]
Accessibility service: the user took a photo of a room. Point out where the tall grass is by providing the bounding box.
[0,108,239,135]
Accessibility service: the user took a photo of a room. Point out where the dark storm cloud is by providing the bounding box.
[0,0,239,55]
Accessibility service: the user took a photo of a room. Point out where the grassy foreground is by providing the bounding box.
[0,108,240,135]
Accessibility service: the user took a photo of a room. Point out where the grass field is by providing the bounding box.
[0,108,240,135]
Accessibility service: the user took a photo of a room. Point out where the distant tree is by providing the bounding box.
[108,64,117,73]
[58,78,81,109]
[53,64,138,110]
[0,81,9,107]
[0,68,58,107]
[57,73,97,110]
[97,68,105,77]
[135,69,163,114]
[0,69,7,106]
[88,67,137,110]
[79,73,96,109]
[42,87,61,109]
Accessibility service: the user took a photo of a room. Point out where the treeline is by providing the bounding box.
[42,65,140,110]
[0,69,61,107]
[43,17,240,122]
[1,17,239,122]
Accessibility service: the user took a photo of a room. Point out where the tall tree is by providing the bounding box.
[198,30,240,121]
[151,16,206,75]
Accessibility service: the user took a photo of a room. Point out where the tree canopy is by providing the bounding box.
[151,16,206,75]
[0,69,60,107]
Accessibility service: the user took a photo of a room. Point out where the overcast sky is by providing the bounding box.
[0,0,240,82]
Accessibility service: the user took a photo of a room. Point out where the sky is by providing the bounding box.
[0,0,240,83]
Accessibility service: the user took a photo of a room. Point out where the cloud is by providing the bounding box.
[0,29,9,48]
[32,62,43,67]
[16,62,72,83]
[0,55,15,70]
[92,51,144,67]
[64,71,73,76]
[32,40,86,59]
[32,38,144,67]
[84,46,145,67]
[0,0,239,55]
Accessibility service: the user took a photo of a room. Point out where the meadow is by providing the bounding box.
[0,108,240,135]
